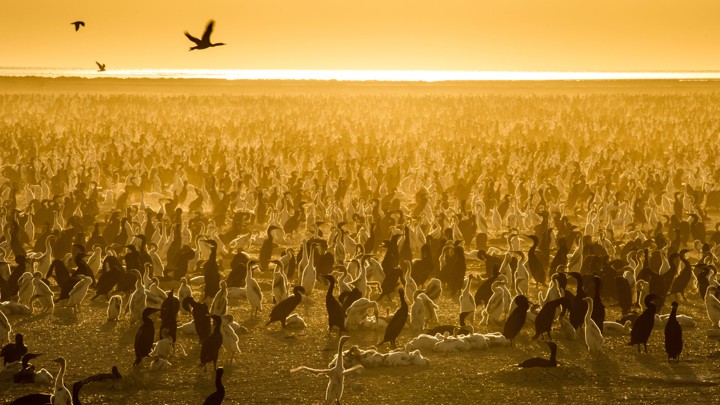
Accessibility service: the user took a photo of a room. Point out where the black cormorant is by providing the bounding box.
[200,315,223,370]
[185,20,226,51]
[134,308,159,366]
[203,367,225,404]
[377,289,408,349]
[664,301,683,362]
[267,285,305,328]
[517,341,557,368]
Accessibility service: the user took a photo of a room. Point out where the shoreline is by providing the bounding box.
[2,75,720,94]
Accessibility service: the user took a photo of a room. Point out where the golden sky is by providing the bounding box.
[3,0,720,71]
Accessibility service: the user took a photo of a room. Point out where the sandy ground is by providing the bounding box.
[2,248,720,405]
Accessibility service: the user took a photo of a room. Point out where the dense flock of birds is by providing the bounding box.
[1,90,720,404]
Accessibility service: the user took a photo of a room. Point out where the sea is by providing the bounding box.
[2,68,720,82]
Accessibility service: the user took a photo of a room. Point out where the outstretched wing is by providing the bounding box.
[342,364,364,375]
[95,62,103,69]
[184,32,202,45]
[202,20,215,43]
[290,366,330,375]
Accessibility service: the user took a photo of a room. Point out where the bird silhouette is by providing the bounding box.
[96,62,106,72]
[185,20,226,51]
[71,21,85,31]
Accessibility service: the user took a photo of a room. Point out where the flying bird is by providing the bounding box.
[185,20,226,51]
[96,62,106,72]
[71,21,85,31]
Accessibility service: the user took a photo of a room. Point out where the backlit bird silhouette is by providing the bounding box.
[96,62,106,72]
[185,20,226,51]
[71,21,85,31]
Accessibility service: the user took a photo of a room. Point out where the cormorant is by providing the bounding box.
[202,239,221,300]
[322,275,346,335]
[267,285,305,328]
[517,341,557,368]
[503,295,530,345]
[532,298,565,340]
[200,315,223,370]
[259,225,279,272]
[664,301,683,362]
[1,333,27,365]
[629,294,661,353]
[134,308,159,366]
[377,289,408,349]
[184,296,212,344]
[71,21,85,31]
[185,20,226,51]
[203,367,225,404]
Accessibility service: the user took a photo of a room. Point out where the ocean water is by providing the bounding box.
[1,68,720,82]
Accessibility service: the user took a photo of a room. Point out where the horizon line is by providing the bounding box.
[3,68,720,82]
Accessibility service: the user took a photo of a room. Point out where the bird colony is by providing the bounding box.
[1,84,720,403]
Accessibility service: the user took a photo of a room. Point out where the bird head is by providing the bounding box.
[201,239,217,246]
[338,335,351,348]
[644,293,662,308]
[142,308,160,318]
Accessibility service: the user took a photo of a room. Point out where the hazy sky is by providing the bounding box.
[3,0,720,71]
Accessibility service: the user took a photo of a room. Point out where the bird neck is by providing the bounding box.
[72,382,83,404]
[246,266,253,283]
[336,342,345,369]
[55,362,66,389]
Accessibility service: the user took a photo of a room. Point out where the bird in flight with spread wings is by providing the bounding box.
[184,20,226,51]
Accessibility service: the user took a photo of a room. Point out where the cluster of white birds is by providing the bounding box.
[329,345,430,368]
[406,330,510,353]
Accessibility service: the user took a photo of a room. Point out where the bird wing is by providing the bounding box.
[342,364,364,375]
[202,20,215,43]
[95,62,103,69]
[184,32,202,45]
[251,282,261,298]
[290,366,330,375]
